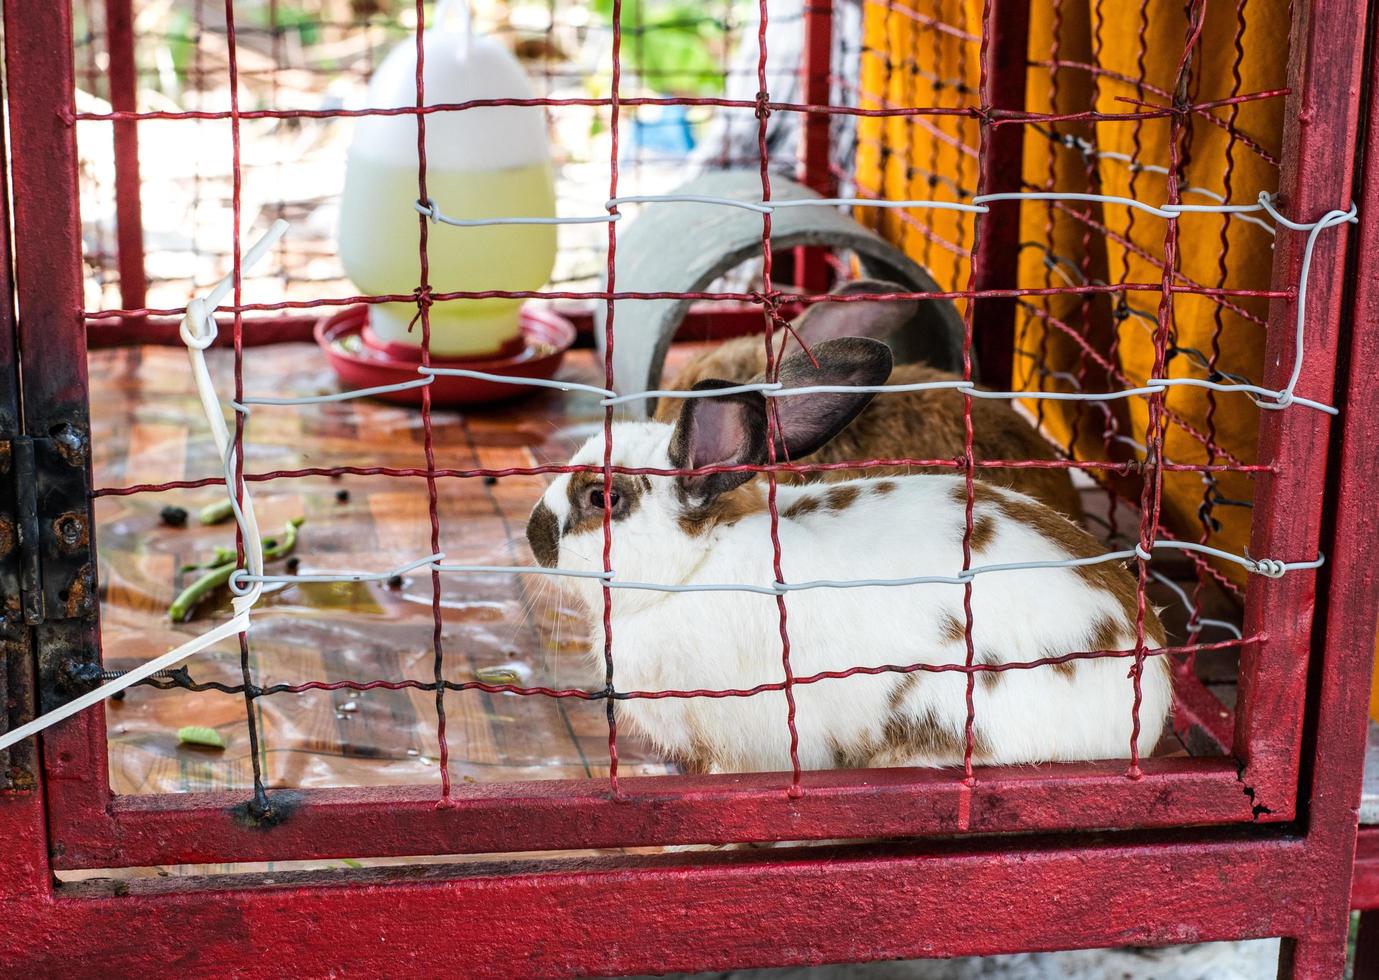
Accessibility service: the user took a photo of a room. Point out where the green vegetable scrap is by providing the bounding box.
[180,546,237,574]
[196,498,236,526]
[177,726,227,750]
[475,667,521,686]
[168,518,305,622]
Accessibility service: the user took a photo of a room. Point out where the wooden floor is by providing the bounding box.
[89,340,1238,801]
[91,341,674,798]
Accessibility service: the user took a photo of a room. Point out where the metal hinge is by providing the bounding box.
[1,424,101,746]
[5,428,95,629]
[0,434,34,792]
[0,423,96,789]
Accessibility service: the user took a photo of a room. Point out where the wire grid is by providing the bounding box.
[72,0,774,317]
[846,0,1296,644]
[60,0,1353,815]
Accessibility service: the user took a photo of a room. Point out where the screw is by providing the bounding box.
[54,513,86,550]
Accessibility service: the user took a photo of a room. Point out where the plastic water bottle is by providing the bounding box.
[338,0,557,358]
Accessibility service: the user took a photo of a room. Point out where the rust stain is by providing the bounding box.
[48,422,88,468]
[52,511,89,552]
[60,563,95,618]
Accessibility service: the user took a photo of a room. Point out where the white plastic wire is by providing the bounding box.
[209,190,1345,596]
[1148,570,1243,640]
[229,552,444,592]
[5,187,1346,749]
[156,537,1316,597]
[1044,131,1276,235]
[404,189,1350,415]
[418,365,618,397]
[416,197,618,227]
[0,219,290,754]
[1255,194,1359,410]
[594,541,1320,595]
[234,375,435,409]
[201,191,1349,421]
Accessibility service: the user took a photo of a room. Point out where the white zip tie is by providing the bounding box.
[0,219,290,753]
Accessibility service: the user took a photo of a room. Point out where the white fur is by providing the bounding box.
[537,421,1172,773]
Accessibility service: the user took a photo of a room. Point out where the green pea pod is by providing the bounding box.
[177,725,227,749]
[196,498,236,525]
[168,518,305,622]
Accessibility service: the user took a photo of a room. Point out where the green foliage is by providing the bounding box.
[246,4,326,48]
[591,0,727,96]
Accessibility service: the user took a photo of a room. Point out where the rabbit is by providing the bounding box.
[652,279,1085,522]
[527,337,1170,776]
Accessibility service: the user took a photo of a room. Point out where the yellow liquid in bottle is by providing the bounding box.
[338,154,558,357]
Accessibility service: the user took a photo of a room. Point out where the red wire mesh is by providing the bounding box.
[64,0,1310,834]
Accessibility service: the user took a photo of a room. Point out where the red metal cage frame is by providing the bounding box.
[2,0,1378,975]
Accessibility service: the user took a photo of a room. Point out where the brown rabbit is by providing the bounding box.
[652,280,1084,521]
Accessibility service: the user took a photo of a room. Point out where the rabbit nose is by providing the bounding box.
[526,501,560,568]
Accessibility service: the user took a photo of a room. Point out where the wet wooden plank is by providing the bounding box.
[90,342,676,800]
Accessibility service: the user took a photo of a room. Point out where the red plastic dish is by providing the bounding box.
[315,304,576,407]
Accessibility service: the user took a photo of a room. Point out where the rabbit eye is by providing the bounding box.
[589,488,620,511]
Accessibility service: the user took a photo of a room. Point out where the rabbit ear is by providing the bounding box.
[772,337,893,460]
[791,279,918,346]
[669,380,769,503]
[669,338,891,497]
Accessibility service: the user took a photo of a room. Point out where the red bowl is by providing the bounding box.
[315,305,576,407]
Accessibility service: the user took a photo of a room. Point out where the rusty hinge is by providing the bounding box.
[10,428,95,627]
[0,435,36,792]
[23,424,103,723]
[0,425,100,779]
[0,438,21,639]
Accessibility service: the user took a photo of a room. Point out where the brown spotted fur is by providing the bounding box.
[656,346,1084,522]
[939,612,967,645]
[947,482,1164,645]
[945,482,1168,693]
[829,709,990,769]
[675,481,768,537]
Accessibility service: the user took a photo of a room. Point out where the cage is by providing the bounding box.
[1,0,1377,976]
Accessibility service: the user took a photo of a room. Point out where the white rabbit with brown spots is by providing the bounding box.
[527,338,1170,775]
